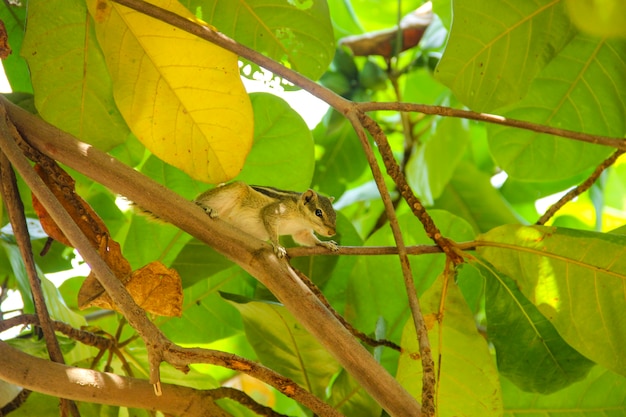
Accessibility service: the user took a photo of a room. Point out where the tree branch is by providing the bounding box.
[536,149,625,225]
[357,102,626,151]
[0,340,229,417]
[1,96,421,416]
[0,119,81,417]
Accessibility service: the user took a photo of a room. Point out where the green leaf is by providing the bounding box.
[406,113,470,206]
[228,297,340,399]
[502,366,626,415]
[157,268,253,344]
[170,238,234,288]
[487,36,626,181]
[434,161,520,233]
[193,0,335,80]
[312,114,368,197]
[435,0,575,111]
[396,275,502,417]
[21,0,129,150]
[121,155,204,268]
[328,369,380,417]
[474,260,594,394]
[477,225,626,376]
[236,93,315,190]
[0,1,32,93]
[121,216,191,270]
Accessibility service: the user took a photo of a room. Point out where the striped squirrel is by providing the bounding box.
[194,182,339,258]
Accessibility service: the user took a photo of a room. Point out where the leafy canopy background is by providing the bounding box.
[0,0,625,416]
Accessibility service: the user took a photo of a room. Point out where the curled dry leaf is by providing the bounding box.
[32,163,109,247]
[339,1,433,58]
[79,261,183,318]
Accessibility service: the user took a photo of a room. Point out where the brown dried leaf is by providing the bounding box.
[79,261,183,318]
[77,236,132,309]
[32,163,108,247]
[126,262,183,317]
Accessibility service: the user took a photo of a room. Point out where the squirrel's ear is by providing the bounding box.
[328,196,335,203]
[302,189,316,203]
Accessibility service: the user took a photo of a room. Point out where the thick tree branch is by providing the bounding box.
[0,314,343,417]
[1,97,421,416]
[0,340,229,417]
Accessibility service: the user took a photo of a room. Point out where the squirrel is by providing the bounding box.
[193,182,339,258]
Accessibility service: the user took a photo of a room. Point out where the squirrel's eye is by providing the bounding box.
[315,209,323,218]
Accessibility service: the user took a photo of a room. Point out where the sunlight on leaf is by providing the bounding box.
[477,224,626,377]
[88,0,253,183]
[565,0,626,38]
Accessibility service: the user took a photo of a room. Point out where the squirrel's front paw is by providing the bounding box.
[272,244,288,258]
[194,201,219,219]
[319,240,339,252]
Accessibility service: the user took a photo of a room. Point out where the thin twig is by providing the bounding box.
[357,102,626,151]
[536,149,626,225]
[162,345,345,417]
[212,387,289,417]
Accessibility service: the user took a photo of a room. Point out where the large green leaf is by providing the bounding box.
[312,113,368,198]
[170,238,234,288]
[121,155,204,268]
[189,0,335,80]
[396,275,502,417]
[236,93,315,190]
[477,225,626,376]
[502,366,626,416]
[488,36,626,182]
[327,369,380,417]
[227,297,341,400]
[157,268,254,343]
[475,260,594,394]
[21,0,129,150]
[434,161,520,233]
[435,0,575,112]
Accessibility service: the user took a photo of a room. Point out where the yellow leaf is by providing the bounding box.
[88,0,253,183]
